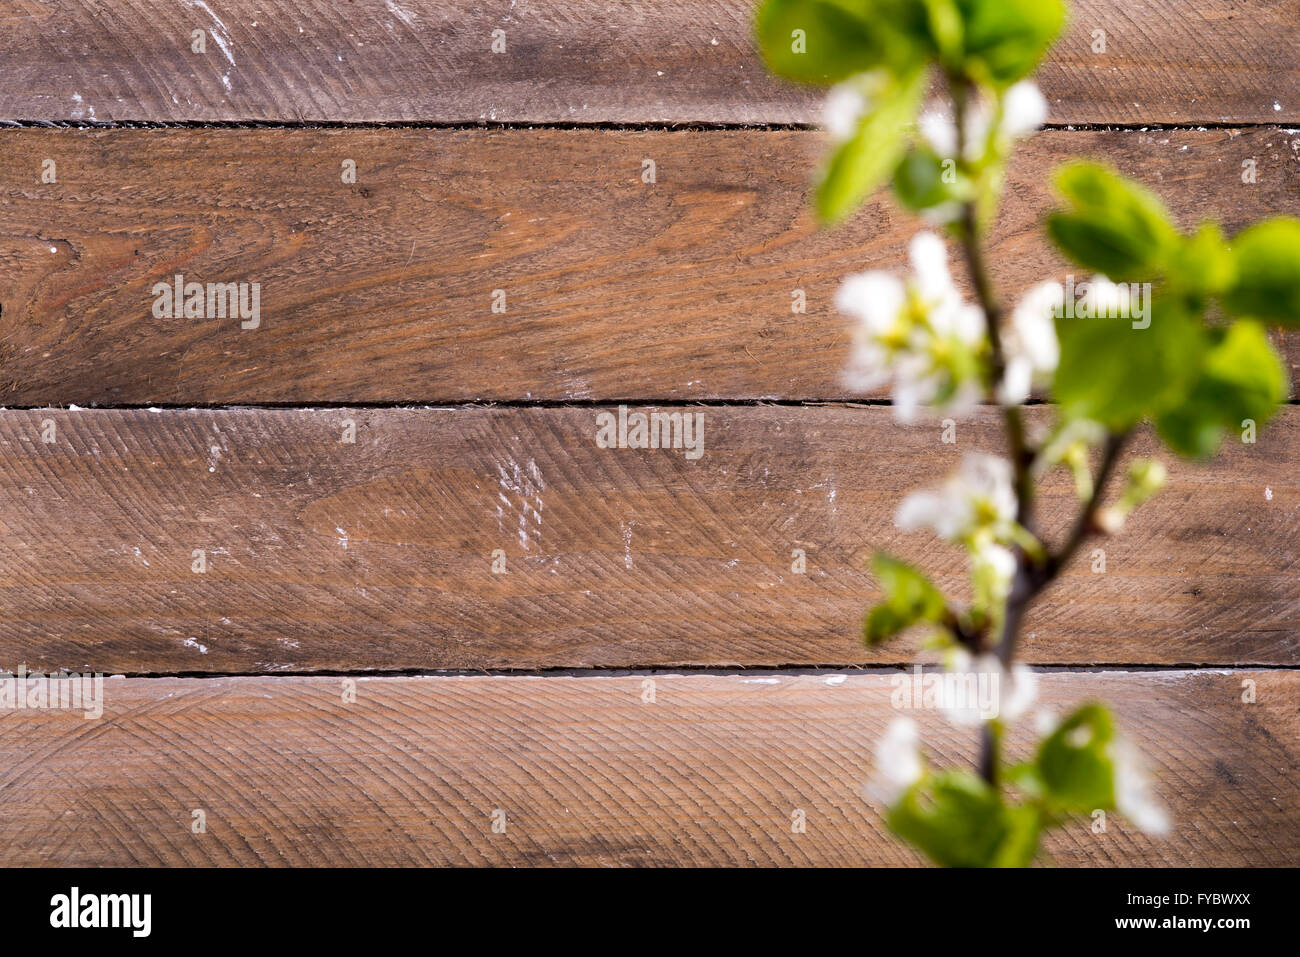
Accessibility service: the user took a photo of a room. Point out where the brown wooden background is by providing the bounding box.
[0,0,1296,866]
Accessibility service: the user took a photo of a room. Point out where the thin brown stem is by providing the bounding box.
[977,430,1131,779]
[951,78,1035,531]
[950,77,1130,786]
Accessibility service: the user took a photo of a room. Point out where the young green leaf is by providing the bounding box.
[1046,162,1180,281]
[955,0,1065,86]
[755,0,892,84]
[1222,218,1300,325]
[817,69,926,223]
[888,770,1041,867]
[1035,703,1116,812]
[1053,289,1206,430]
[1166,222,1236,311]
[892,145,968,213]
[1155,320,1288,458]
[864,552,948,644]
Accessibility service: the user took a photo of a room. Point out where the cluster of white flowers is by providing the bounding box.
[896,452,1019,597]
[939,649,1038,727]
[920,80,1048,162]
[837,232,985,422]
[827,74,1174,846]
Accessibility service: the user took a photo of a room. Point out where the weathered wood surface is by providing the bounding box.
[0,0,1296,124]
[0,671,1293,866]
[1,127,1298,405]
[1,406,1295,673]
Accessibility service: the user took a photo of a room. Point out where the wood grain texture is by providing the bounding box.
[0,0,1296,124]
[1,406,1296,673]
[0,671,1293,866]
[2,126,1298,405]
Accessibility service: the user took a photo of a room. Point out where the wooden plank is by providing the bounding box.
[1,126,1298,405]
[1,405,1296,673]
[0,1,1295,124]
[0,671,1293,866]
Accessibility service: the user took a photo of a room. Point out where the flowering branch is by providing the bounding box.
[757,0,1299,866]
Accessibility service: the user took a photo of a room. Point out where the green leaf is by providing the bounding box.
[1166,222,1235,310]
[755,0,893,84]
[955,0,1065,86]
[888,770,1040,867]
[1053,288,1207,430]
[1155,320,1288,458]
[864,552,947,645]
[892,145,967,212]
[1223,218,1300,325]
[990,803,1043,868]
[1035,703,1116,812]
[919,0,964,68]
[817,68,925,223]
[1047,163,1180,281]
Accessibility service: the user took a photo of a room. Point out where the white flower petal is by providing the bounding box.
[962,105,993,161]
[1001,662,1038,722]
[1081,275,1131,317]
[908,232,954,303]
[961,453,1017,525]
[944,378,981,421]
[895,490,949,533]
[869,717,923,805]
[920,110,958,158]
[1001,81,1048,138]
[981,543,1018,587]
[1011,281,1063,372]
[951,303,987,347]
[1114,739,1172,836]
[998,354,1033,405]
[842,346,891,392]
[824,83,868,142]
[837,272,906,333]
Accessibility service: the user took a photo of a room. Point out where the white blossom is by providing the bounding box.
[919,107,983,162]
[938,650,1037,726]
[838,232,986,422]
[1079,275,1132,317]
[999,280,1063,404]
[1000,662,1038,722]
[823,83,868,143]
[867,717,924,805]
[1113,739,1172,836]
[896,452,1016,543]
[1001,81,1049,138]
[921,81,1047,162]
[978,542,1018,595]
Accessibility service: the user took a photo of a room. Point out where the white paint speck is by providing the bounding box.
[1265,486,1273,501]
[183,637,208,654]
[188,1,236,91]
[385,0,416,25]
[497,458,544,551]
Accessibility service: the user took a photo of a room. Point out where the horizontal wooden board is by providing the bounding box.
[1,405,1296,673]
[0,1,1296,124]
[1,126,1298,405]
[0,671,1293,866]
